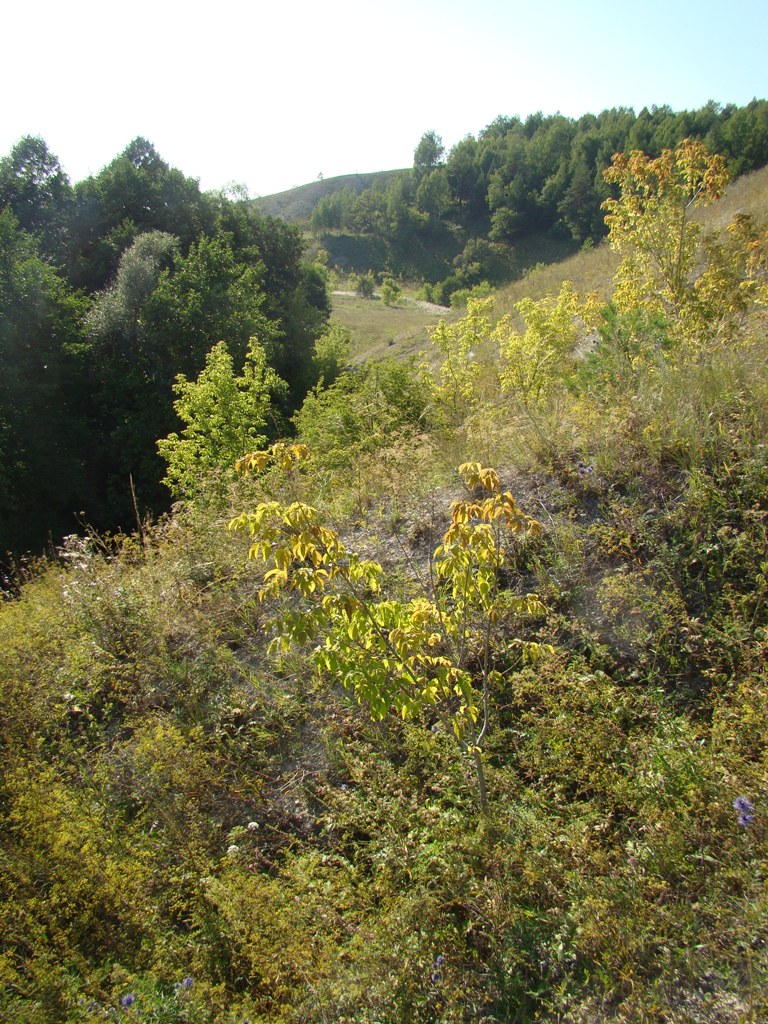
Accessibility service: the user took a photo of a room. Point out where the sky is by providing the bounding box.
[2,0,767,198]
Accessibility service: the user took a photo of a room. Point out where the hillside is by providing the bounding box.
[251,169,408,221]
[326,163,768,365]
[1,141,768,1024]
[258,102,768,308]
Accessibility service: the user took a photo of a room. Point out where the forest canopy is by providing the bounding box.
[0,136,330,557]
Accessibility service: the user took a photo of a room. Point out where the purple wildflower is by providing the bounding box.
[120,993,135,1008]
[734,796,755,828]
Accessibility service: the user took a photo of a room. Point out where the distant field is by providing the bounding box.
[331,291,450,363]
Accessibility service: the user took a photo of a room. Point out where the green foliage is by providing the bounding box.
[85,230,179,359]
[0,136,72,261]
[311,321,351,384]
[157,337,286,501]
[497,280,601,404]
[349,269,376,298]
[380,276,402,306]
[293,358,430,472]
[449,280,493,309]
[428,296,493,428]
[416,169,452,221]
[413,130,445,182]
[0,210,89,553]
[0,135,331,555]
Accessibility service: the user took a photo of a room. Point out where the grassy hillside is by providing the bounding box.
[2,146,768,1024]
[251,169,408,222]
[325,163,768,366]
[330,289,448,363]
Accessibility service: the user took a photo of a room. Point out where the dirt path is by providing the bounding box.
[332,290,449,315]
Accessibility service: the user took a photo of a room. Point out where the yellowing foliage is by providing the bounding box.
[602,139,729,321]
[496,282,601,404]
[231,454,549,810]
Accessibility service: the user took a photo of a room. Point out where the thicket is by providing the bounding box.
[1,140,768,1023]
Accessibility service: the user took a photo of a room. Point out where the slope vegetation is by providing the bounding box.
[1,142,768,1024]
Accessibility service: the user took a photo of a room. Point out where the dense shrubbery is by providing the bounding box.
[1,139,768,1022]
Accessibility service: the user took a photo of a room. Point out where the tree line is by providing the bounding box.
[310,100,768,303]
[0,136,330,560]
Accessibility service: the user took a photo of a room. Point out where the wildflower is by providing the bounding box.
[175,976,194,991]
[247,820,259,830]
[430,953,446,983]
[227,844,240,855]
[734,796,754,827]
[120,993,135,1008]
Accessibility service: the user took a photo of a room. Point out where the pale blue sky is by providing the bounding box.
[2,0,766,197]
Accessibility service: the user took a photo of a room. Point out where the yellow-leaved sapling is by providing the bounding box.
[230,447,552,810]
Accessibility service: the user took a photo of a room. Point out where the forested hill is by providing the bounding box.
[0,137,331,560]
[294,100,768,303]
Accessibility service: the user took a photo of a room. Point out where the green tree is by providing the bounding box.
[67,137,215,292]
[86,230,179,366]
[0,136,72,261]
[445,134,484,210]
[349,270,375,299]
[0,211,88,553]
[414,131,445,183]
[415,169,452,222]
[157,337,285,500]
[311,323,351,385]
[380,276,402,306]
[84,232,277,525]
[144,233,273,380]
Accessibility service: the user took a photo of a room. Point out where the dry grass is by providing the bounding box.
[331,291,450,363]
